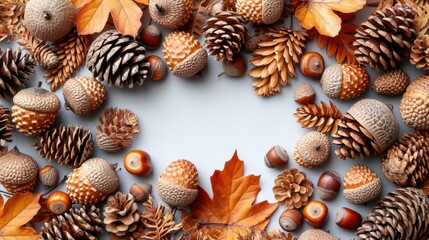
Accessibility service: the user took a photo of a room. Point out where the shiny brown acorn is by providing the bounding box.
[343,164,382,204]
[317,171,341,201]
[335,207,362,230]
[63,77,106,116]
[140,25,162,49]
[124,150,152,177]
[299,52,325,78]
[46,191,72,215]
[264,145,289,168]
[146,55,167,81]
[302,200,328,228]
[279,209,303,232]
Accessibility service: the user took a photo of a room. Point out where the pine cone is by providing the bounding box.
[249,27,307,96]
[104,192,140,237]
[40,205,103,240]
[382,131,429,187]
[0,48,35,99]
[410,35,429,70]
[87,30,150,88]
[0,105,12,152]
[0,0,27,27]
[96,107,140,152]
[372,68,410,96]
[273,168,313,209]
[34,125,94,167]
[356,187,429,240]
[353,3,416,71]
[293,101,342,135]
[203,11,248,62]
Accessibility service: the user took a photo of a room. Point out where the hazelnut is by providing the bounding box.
[124,150,153,177]
[264,145,289,168]
[299,52,325,78]
[279,209,303,232]
[335,207,362,230]
[46,191,72,215]
[39,165,59,188]
[302,200,328,228]
[147,55,168,81]
[294,82,316,104]
[220,54,246,77]
[129,182,152,202]
[317,171,341,200]
[140,25,162,49]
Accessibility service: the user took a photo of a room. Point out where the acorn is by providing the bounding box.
[46,191,72,215]
[0,147,38,193]
[129,182,152,202]
[219,54,246,77]
[335,207,362,230]
[24,0,75,41]
[39,165,59,188]
[294,82,316,104]
[66,158,119,205]
[157,159,199,207]
[299,52,325,78]
[279,209,303,232]
[373,68,410,96]
[163,31,208,78]
[63,77,107,116]
[343,164,382,204]
[302,200,328,228]
[264,145,289,168]
[140,25,162,49]
[149,0,193,29]
[146,55,168,81]
[320,63,370,100]
[235,0,284,24]
[293,131,331,168]
[124,150,152,177]
[299,229,339,240]
[400,74,429,130]
[317,171,341,201]
[12,86,61,136]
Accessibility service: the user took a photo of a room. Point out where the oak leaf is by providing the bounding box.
[71,0,146,37]
[182,151,279,240]
[0,192,41,240]
[294,0,365,37]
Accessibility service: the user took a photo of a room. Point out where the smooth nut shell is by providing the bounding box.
[299,52,325,78]
[264,145,289,168]
[279,209,303,232]
[317,171,341,200]
[335,207,362,230]
[147,55,167,81]
[140,25,162,49]
[124,150,152,176]
[46,191,72,215]
[129,182,152,202]
[302,200,328,228]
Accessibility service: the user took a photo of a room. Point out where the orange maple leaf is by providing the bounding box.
[294,0,365,37]
[0,192,41,240]
[182,151,279,240]
[71,0,145,37]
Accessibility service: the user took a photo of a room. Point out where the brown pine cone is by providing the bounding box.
[410,35,429,70]
[203,11,248,62]
[40,205,103,240]
[34,125,94,167]
[372,68,410,96]
[96,107,140,152]
[273,168,313,209]
[104,192,140,237]
[0,105,13,153]
[293,101,342,135]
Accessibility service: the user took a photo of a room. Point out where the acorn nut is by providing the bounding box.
[302,200,328,228]
[46,191,72,215]
[400,74,429,130]
[129,182,152,202]
[220,54,246,77]
[147,55,168,81]
[39,165,59,188]
[299,229,339,240]
[140,25,162,49]
[293,131,331,168]
[317,171,341,200]
[335,207,362,230]
[279,209,303,232]
[264,145,289,168]
[299,52,325,78]
[149,0,193,29]
[294,82,316,104]
[236,0,284,24]
[157,159,199,207]
[124,150,152,177]
[343,164,382,204]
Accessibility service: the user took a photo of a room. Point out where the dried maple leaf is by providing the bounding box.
[182,151,279,240]
[71,0,146,37]
[0,192,41,239]
[294,0,365,37]
[181,0,219,37]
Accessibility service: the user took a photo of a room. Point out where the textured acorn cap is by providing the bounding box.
[348,98,399,153]
[236,0,284,24]
[293,131,331,168]
[63,77,106,115]
[12,106,57,136]
[13,87,61,113]
[373,68,410,96]
[299,229,339,240]
[400,75,429,130]
[148,0,193,29]
[320,64,370,100]
[343,164,382,204]
[163,31,207,78]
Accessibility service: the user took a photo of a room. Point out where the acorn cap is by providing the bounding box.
[299,229,339,240]
[293,131,331,168]
[347,98,399,153]
[400,75,429,130]
[343,164,382,204]
[148,0,193,29]
[236,0,284,24]
[13,87,60,113]
[172,48,208,78]
[0,147,38,185]
[63,77,106,115]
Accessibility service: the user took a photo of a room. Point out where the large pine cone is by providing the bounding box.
[40,205,103,240]
[96,107,140,152]
[382,131,429,187]
[87,30,150,88]
[34,125,94,167]
[0,105,12,153]
[410,35,429,70]
[353,3,416,71]
[0,48,35,99]
[104,192,140,237]
[273,168,313,209]
[203,11,248,62]
[356,187,429,240]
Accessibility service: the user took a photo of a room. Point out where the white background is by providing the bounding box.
[0,7,426,239]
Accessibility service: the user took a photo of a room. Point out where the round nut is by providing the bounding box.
[148,0,193,29]
[302,200,328,228]
[317,171,341,201]
[264,145,289,168]
[221,54,246,77]
[294,82,316,104]
[293,131,331,168]
[140,25,162,49]
[299,52,325,78]
[46,191,72,215]
[335,207,362,230]
[279,209,303,232]
[124,150,152,177]
[39,165,59,188]
[129,182,152,202]
[147,55,168,81]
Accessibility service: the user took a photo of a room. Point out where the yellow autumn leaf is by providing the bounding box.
[133,0,149,4]
[295,0,366,37]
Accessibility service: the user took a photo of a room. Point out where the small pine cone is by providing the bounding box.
[0,48,35,99]
[104,192,140,237]
[40,205,103,240]
[293,101,342,135]
[32,42,59,69]
[382,131,429,187]
[203,11,248,62]
[410,35,429,70]
[356,187,429,240]
[353,3,416,71]
[87,30,150,88]
[273,168,313,209]
[372,68,410,96]
[34,125,94,167]
[0,105,13,151]
[96,107,140,152]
